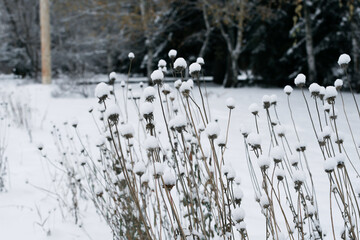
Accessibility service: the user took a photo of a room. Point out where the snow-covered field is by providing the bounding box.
[1,76,359,239]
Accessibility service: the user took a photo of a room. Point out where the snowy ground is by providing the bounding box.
[0,77,359,239]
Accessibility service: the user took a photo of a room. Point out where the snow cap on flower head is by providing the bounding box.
[128,52,135,60]
[284,85,293,95]
[226,97,235,109]
[168,49,177,59]
[151,69,164,85]
[338,53,351,67]
[174,57,187,71]
[294,73,306,87]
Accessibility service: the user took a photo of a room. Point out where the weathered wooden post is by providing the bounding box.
[40,0,51,84]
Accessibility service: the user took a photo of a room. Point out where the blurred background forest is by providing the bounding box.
[0,0,359,88]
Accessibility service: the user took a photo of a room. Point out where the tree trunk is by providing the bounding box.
[304,0,317,83]
[223,55,238,88]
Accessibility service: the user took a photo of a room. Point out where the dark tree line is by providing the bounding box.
[0,0,359,88]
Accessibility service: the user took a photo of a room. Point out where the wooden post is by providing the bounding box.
[40,0,51,84]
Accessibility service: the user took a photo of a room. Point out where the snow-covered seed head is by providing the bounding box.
[162,83,171,96]
[260,195,270,208]
[88,106,94,113]
[293,170,306,190]
[324,157,336,173]
[158,59,167,68]
[162,168,176,190]
[196,57,205,66]
[309,83,321,97]
[189,62,201,77]
[109,72,117,85]
[95,82,110,103]
[206,122,220,139]
[233,186,244,205]
[119,80,125,88]
[72,118,78,128]
[172,115,187,132]
[151,69,164,85]
[240,124,251,138]
[270,94,277,105]
[153,162,165,179]
[226,97,235,109]
[174,79,182,89]
[336,153,345,168]
[262,95,271,109]
[248,103,260,115]
[233,207,245,223]
[95,186,103,198]
[144,136,159,152]
[173,57,187,72]
[187,79,194,89]
[134,162,146,176]
[120,124,134,139]
[338,53,351,68]
[275,125,286,137]
[258,155,271,171]
[179,81,191,97]
[37,142,44,151]
[80,158,86,166]
[319,86,325,100]
[247,133,261,149]
[105,104,120,123]
[295,142,307,152]
[325,86,337,103]
[289,155,299,167]
[143,86,156,102]
[275,168,285,181]
[271,146,284,164]
[334,79,343,91]
[284,85,293,95]
[168,49,177,59]
[128,52,135,60]
[294,73,306,87]
[141,102,154,121]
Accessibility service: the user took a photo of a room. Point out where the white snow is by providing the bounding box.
[226,97,236,109]
[283,85,293,95]
[334,79,343,89]
[247,133,261,147]
[134,161,146,175]
[168,49,177,58]
[294,73,306,86]
[141,102,154,116]
[325,86,337,100]
[143,86,156,100]
[158,59,167,68]
[205,122,220,139]
[309,83,321,94]
[128,52,135,59]
[105,103,120,121]
[189,62,201,75]
[109,71,117,80]
[174,79,182,89]
[95,82,110,99]
[258,155,270,169]
[338,53,351,66]
[150,69,164,83]
[196,57,205,65]
[173,57,187,70]
[248,103,260,114]
[144,136,159,151]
